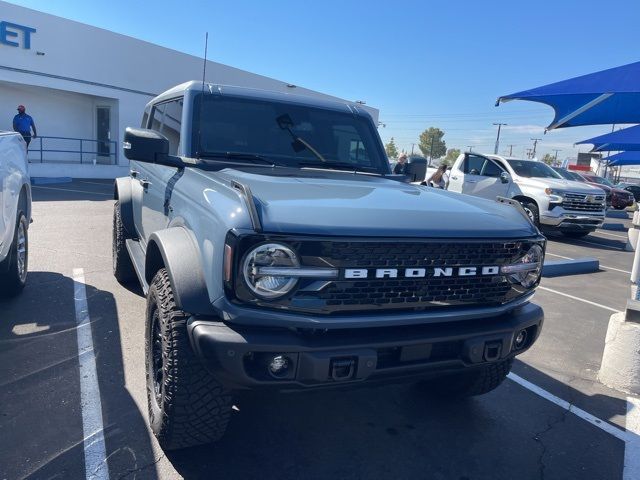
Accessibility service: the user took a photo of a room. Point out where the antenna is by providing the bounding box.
[197,32,209,157]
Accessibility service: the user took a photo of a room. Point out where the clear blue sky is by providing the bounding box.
[10,0,640,160]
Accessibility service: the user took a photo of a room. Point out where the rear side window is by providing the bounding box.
[462,154,486,175]
[150,97,184,156]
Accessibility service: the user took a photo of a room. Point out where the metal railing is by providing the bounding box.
[28,135,118,165]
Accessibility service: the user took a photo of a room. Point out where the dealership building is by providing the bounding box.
[0,2,377,178]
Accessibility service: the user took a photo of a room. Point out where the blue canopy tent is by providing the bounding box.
[604,151,640,167]
[496,61,640,131]
[576,124,640,152]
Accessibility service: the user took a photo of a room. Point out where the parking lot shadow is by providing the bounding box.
[31,179,114,203]
[164,360,627,480]
[0,271,158,480]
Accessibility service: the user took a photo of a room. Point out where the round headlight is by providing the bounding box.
[502,244,544,288]
[242,243,299,299]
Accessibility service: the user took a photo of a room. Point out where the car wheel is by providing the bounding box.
[520,201,540,227]
[112,202,136,283]
[146,268,233,450]
[420,359,513,398]
[0,212,28,297]
[562,231,591,238]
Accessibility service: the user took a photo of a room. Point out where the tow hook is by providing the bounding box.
[330,358,356,381]
[484,341,502,362]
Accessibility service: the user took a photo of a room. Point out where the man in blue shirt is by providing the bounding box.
[12,105,37,148]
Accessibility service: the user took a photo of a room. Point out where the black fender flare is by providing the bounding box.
[114,177,136,237]
[145,227,215,316]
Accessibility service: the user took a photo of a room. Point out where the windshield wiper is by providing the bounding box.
[299,161,377,174]
[199,151,276,167]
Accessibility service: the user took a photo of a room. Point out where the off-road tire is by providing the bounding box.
[423,359,513,398]
[520,201,540,227]
[0,212,28,297]
[146,268,232,450]
[112,202,136,283]
[561,231,591,238]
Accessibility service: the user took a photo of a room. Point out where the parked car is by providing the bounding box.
[0,131,31,296]
[579,173,634,210]
[113,82,545,450]
[615,182,640,202]
[448,153,606,237]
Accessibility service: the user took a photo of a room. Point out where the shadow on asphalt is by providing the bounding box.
[164,361,625,480]
[545,231,626,251]
[0,271,157,480]
[31,180,114,203]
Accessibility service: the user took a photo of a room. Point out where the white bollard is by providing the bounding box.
[626,210,640,252]
[599,311,640,395]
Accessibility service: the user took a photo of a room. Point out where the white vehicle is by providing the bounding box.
[448,153,606,238]
[0,132,31,296]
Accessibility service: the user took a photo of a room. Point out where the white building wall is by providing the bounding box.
[0,1,378,178]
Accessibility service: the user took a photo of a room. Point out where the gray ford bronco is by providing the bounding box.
[113,81,545,450]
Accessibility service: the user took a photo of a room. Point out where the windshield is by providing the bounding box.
[552,167,584,181]
[507,159,563,179]
[191,95,387,173]
[590,176,614,187]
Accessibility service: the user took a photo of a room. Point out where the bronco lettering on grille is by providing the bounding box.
[344,266,500,279]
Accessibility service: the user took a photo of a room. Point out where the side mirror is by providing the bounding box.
[500,171,511,184]
[123,127,184,168]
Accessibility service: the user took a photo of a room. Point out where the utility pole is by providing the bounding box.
[531,138,542,158]
[467,145,474,153]
[493,123,507,154]
[507,144,515,157]
[553,149,561,165]
[428,134,435,167]
[410,143,415,155]
[526,148,533,159]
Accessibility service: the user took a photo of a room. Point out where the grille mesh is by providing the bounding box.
[562,192,605,213]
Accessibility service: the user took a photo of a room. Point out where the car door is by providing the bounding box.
[131,99,184,244]
[469,158,510,200]
[449,153,480,193]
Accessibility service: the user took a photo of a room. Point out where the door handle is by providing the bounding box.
[451,176,458,180]
[130,170,139,178]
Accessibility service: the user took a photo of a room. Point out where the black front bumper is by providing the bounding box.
[188,302,544,390]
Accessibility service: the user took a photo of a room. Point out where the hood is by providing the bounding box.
[515,176,604,194]
[216,168,538,238]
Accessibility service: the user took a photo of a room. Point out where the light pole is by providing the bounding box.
[467,145,474,153]
[553,149,561,165]
[428,134,435,167]
[411,143,415,155]
[507,144,515,156]
[493,123,507,154]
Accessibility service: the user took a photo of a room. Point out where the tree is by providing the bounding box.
[385,137,398,158]
[418,127,446,161]
[541,153,555,165]
[441,148,460,166]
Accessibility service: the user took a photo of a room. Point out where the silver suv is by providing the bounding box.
[448,153,606,238]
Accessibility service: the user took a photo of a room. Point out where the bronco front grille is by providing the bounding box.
[231,237,544,315]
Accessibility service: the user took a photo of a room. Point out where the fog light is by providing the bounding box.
[268,355,290,377]
[514,330,528,350]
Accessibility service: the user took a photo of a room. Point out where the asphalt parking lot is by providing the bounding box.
[1,180,639,480]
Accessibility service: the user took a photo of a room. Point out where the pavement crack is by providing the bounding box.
[115,453,166,480]
[533,408,571,480]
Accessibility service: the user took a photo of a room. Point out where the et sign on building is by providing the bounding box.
[0,1,376,178]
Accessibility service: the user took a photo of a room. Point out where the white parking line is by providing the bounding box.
[73,268,110,480]
[538,286,621,313]
[546,252,632,274]
[625,397,640,480]
[508,373,627,441]
[597,231,628,239]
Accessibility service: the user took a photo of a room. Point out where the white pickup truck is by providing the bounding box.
[448,153,606,238]
[0,132,31,296]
